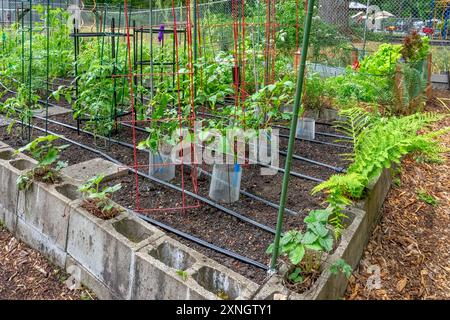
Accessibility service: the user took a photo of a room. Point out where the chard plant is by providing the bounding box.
[78,174,122,219]
[16,135,69,190]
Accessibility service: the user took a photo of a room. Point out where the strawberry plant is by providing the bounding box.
[15,135,68,190]
[267,209,334,285]
[78,174,122,220]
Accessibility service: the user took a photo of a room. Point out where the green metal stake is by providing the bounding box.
[45,0,50,133]
[27,0,32,141]
[269,0,315,272]
[21,1,24,84]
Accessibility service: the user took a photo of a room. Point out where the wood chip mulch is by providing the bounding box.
[0,227,95,300]
[345,91,450,300]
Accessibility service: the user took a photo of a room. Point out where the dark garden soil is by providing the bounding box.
[0,84,353,286]
[0,226,95,300]
[81,198,123,220]
[345,90,450,300]
[0,109,349,285]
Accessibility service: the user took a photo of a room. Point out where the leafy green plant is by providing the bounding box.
[74,61,129,136]
[359,43,402,76]
[267,209,334,285]
[304,73,325,111]
[0,84,40,134]
[417,189,439,207]
[245,78,295,128]
[313,110,447,233]
[15,135,68,190]
[330,259,353,279]
[78,174,122,219]
[137,81,179,154]
[324,71,392,105]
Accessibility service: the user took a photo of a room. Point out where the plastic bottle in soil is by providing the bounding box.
[149,151,176,181]
[296,117,315,140]
[209,163,242,203]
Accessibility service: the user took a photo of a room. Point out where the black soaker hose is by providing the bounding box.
[20,122,269,270]
[35,114,301,216]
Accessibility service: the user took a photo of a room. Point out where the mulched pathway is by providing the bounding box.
[345,90,450,300]
[0,226,95,300]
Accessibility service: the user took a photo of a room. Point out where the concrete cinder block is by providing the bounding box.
[252,275,290,300]
[15,216,68,267]
[355,168,392,236]
[65,256,120,300]
[0,140,10,150]
[0,150,36,233]
[33,106,71,117]
[16,180,78,268]
[61,158,128,183]
[132,236,258,300]
[192,263,259,300]
[67,203,164,299]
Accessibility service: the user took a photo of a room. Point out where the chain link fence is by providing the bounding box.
[0,0,448,75]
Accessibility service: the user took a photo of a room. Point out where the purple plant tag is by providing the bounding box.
[158,24,165,42]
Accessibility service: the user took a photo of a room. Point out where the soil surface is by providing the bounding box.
[0,226,95,300]
[0,96,349,284]
[345,90,450,300]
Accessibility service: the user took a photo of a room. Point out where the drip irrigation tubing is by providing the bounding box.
[136,213,269,270]
[278,150,346,173]
[274,124,352,140]
[0,79,316,214]
[198,111,352,150]
[32,112,302,216]
[15,121,270,270]
[277,133,352,149]
[200,110,352,140]
[15,119,277,234]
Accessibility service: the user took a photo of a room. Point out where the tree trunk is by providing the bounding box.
[318,0,349,29]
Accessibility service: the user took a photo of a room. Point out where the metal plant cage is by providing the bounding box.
[0,0,444,278]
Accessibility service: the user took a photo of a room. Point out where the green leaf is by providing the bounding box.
[319,236,334,252]
[288,267,303,283]
[305,243,323,251]
[103,184,121,194]
[266,243,274,254]
[289,245,305,265]
[40,148,58,166]
[301,231,318,245]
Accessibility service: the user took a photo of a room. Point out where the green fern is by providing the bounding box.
[314,110,446,231]
[334,107,378,158]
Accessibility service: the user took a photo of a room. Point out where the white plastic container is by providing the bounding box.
[296,118,315,140]
[209,163,242,203]
[149,151,175,181]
